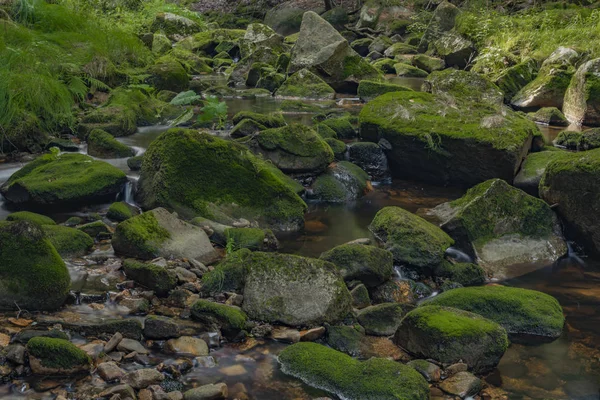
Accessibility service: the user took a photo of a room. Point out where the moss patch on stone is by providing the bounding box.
[232,111,286,128]
[27,337,90,371]
[6,211,55,226]
[122,259,177,296]
[191,299,247,330]
[87,129,135,159]
[320,244,393,287]
[112,211,171,259]
[107,202,136,222]
[357,80,412,102]
[42,225,94,257]
[434,262,486,286]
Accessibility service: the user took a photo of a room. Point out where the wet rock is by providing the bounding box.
[357,303,413,336]
[98,361,125,381]
[144,316,181,340]
[13,329,68,344]
[439,371,482,398]
[529,107,569,126]
[320,244,393,288]
[122,259,178,297]
[107,201,139,222]
[350,284,371,309]
[275,69,335,100]
[123,368,164,390]
[104,332,123,353]
[99,384,136,399]
[429,179,567,280]
[165,337,208,356]
[27,337,91,375]
[183,382,228,400]
[325,324,364,357]
[434,262,486,287]
[564,58,600,126]
[347,142,389,181]
[407,360,441,382]
[426,285,565,343]
[433,31,475,69]
[80,341,105,359]
[117,338,148,354]
[423,69,503,108]
[514,149,570,196]
[42,224,95,257]
[271,327,301,343]
[5,344,26,364]
[311,161,370,203]
[113,208,219,264]
[300,327,326,342]
[191,300,247,340]
[394,305,508,373]
[446,362,468,376]
[87,129,135,159]
[370,280,413,304]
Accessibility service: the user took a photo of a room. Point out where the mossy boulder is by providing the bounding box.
[311,161,370,203]
[6,211,55,226]
[325,138,347,160]
[394,63,428,78]
[348,142,389,181]
[514,148,571,196]
[554,130,582,150]
[113,208,219,263]
[564,58,600,126]
[383,42,418,58]
[0,153,127,207]
[359,91,538,186]
[529,107,569,126]
[42,225,94,257]
[240,23,285,59]
[107,201,139,222]
[357,303,414,336]
[224,227,279,252]
[426,286,565,343]
[151,12,202,37]
[422,69,504,108]
[351,38,372,57]
[0,221,70,311]
[319,244,393,287]
[264,6,304,36]
[369,206,454,272]
[275,69,335,100]
[555,128,600,151]
[493,58,538,102]
[412,55,445,73]
[419,0,460,52]
[371,58,397,74]
[321,117,355,139]
[434,262,486,286]
[242,252,352,327]
[177,29,245,57]
[289,11,380,93]
[394,305,508,373]
[127,156,144,171]
[433,31,475,69]
[539,148,600,255]
[246,62,286,92]
[230,119,267,138]
[511,47,579,109]
[278,342,429,400]
[122,259,177,297]
[357,80,412,102]
[87,129,135,159]
[147,57,189,92]
[201,249,252,295]
[191,300,247,339]
[169,48,213,75]
[326,324,365,357]
[429,179,567,280]
[244,124,334,174]
[136,129,307,231]
[321,7,348,30]
[27,337,91,375]
[151,33,172,55]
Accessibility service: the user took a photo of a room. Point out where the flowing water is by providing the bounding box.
[0,79,598,399]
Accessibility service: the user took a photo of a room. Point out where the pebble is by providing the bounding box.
[99,383,136,399]
[97,362,125,382]
[219,364,247,377]
[122,368,164,389]
[165,336,209,356]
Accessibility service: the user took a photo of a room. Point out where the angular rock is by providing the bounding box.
[564,58,600,126]
[494,58,538,102]
[529,107,569,126]
[118,338,148,354]
[514,149,571,196]
[347,142,389,181]
[275,69,335,100]
[423,69,503,108]
[357,303,413,336]
[433,31,475,69]
[439,371,482,398]
[319,244,393,287]
[98,361,126,381]
[123,368,164,389]
[419,0,460,51]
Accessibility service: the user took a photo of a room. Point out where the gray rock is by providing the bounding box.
[99,384,136,399]
[439,371,483,398]
[564,58,600,126]
[407,360,441,382]
[104,332,123,353]
[183,383,228,400]
[97,361,125,382]
[348,142,388,181]
[143,316,181,340]
[165,337,209,356]
[117,338,148,355]
[357,303,413,336]
[123,368,164,389]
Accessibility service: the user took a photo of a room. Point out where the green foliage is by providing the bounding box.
[198,95,228,129]
[169,90,201,106]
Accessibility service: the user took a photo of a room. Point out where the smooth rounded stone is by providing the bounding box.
[113,208,219,264]
[357,303,414,336]
[151,12,202,37]
[511,47,579,109]
[278,342,429,400]
[439,371,482,398]
[445,362,468,376]
[275,69,335,100]
[42,225,95,257]
[135,128,306,232]
[104,332,123,353]
[407,360,441,382]
[350,284,371,309]
[347,142,389,181]
[425,286,565,343]
[87,129,135,159]
[117,338,148,354]
[429,179,567,280]
[0,221,70,311]
[27,337,91,375]
[0,153,127,206]
[311,161,370,203]
[433,262,485,287]
[326,324,365,357]
[230,118,266,138]
[422,69,504,108]
[122,259,178,297]
[80,341,105,359]
[99,384,136,399]
[241,252,352,327]
[165,337,208,356]
[394,305,508,373]
[514,149,571,197]
[300,327,326,342]
[123,368,164,390]
[143,316,181,340]
[564,58,600,126]
[319,244,393,287]
[97,361,126,382]
[555,128,600,151]
[183,383,228,400]
[540,148,600,255]
[271,327,301,343]
[369,206,454,272]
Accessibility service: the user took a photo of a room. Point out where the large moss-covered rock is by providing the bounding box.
[369,206,454,272]
[136,129,307,231]
[107,201,139,222]
[27,337,91,375]
[564,58,600,126]
[422,69,503,108]
[42,225,94,257]
[289,11,380,93]
[0,221,70,311]
[359,91,537,186]
[87,129,135,159]
[394,305,508,373]
[434,262,486,287]
[426,286,564,343]
[224,227,279,252]
[264,5,304,36]
[429,179,567,280]
[240,23,285,59]
[122,259,177,297]
[357,303,413,336]
[0,153,127,206]
[357,80,411,102]
[311,161,370,203]
[151,12,202,37]
[201,249,252,295]
[433,31,475,69]
[231,111,286,128]
[246,62,286,92]
[191,300,247,339]
[243,124,333,174]
[493,58,538,102]
[112,207,219,264]
[419,0,460,52]
[6,211,55,226]
[278,342,429,400]
[553,129,600,151]
[147,57,189,92]
[511,47,579,109]
[514,149,571,196]
[275,69,335,100]
[412,55,445,73]
[529,107,568,126]
[242,252,352,326]
[319,244,393,287]
[539,148,600,255]
[394,63,428,78]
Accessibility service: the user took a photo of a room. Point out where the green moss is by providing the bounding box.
[107,201,135,221]
[394,63,428,78]
[225,227,267,251]
[320,244,393,287]
[371,58,398,74]
[78,220,110,238]
[321,117,355,139]
[191,299,247,330]
[312,161,369,203]
[369,206,453,270]
[529,107,568,126]
[554,130,582,149]
[324,138,346,160]
[342,54,381,80]
[0,153,128,206]
[278,342,429,400]
[275,69,335,100]
[412,55,445,73]
[122,259,177,296]
[425,285,565,341]
[326,324,364,357]
[112,211,171,259]
[42,225,94,257]
[357,80,412,102]
[423,69,503,107]
[0,221,70,311]
[493,58,538,102]
[357,303,413,336]
[517,149,571,182]
[384,42,418,57]
[232,111,286,128]
[434,262,486,286]
[27,337,90,371]
[6,211,55,226]
[127,155,144,171]
[88,129,135,159]
[201,249,252,295]
[136,129,307,230]
[230,119,266,138]
[148,56,189,91]
[315,124,338,139]
[169,48,213,74]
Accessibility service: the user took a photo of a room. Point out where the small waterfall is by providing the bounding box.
[445,247,473,263]
[566,241,586,267]
[393,265,404,280]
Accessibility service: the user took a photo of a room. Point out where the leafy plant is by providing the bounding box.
[169,90,201,106]
[197,96,228,129]
[169,108,194,127]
